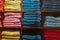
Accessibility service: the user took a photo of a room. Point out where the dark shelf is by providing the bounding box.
[23,26,43,29]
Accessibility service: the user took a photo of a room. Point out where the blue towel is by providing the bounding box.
[44,16,60,27]
[22,0,40,10]
[42,0,60,10]
[22,12,41,26]
[22,35,41,40]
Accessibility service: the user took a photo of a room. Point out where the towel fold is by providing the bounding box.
[42,0,60,10]
[4,0,21,11]
[44,16,60,27]
[22,0,40,10]
[22,12,41,26]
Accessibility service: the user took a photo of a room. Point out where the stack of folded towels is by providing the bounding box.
[44,16,60,27]
[22,0,40,10]
[4,0,21,11]
[2,30,20,40]
[0,13,3,27]
[22,35,41,40]
[42,0,60,10]
[44,29,60,40]
[3,13,22,27]
[22,12,41,27]
[0,0,4,11]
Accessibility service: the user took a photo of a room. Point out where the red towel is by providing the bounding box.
[44,29,60,40]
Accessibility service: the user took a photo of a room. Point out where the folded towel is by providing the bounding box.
[44,16,60,27]
[2,39,20,40]
[4,13,22,18]
[4,0,21,11]
[22,0,40,10]
[22,35,41,40]
[2,31,20,35]
[0,0,4,11]
[22,12,41,26]
[0,21,2,27]
[42,0,60,10]
[3,17,21,22]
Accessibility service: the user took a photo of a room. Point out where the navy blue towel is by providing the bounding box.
[42,0,60,10]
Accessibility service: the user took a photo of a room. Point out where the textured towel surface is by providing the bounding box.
[44,29,60,40]
[22,0,40,10]
[4,13,22,18]
[42,0,60,10]
[22,35,41,40]
[0,0,4,11]
[2,30,20,40]
[4,0,21,11]
[44,16,60,27]
[22,12,41,26]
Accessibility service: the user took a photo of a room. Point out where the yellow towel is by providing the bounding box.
[2,31,20,36]
[4,0,21,11]
[2,36,20,38]
[2,39,20,40]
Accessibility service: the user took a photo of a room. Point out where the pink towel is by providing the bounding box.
[4,13,22,18]
[3,22,21,27]
[3,17,21,22]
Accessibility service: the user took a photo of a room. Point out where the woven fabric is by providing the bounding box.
[0,0,4,11]
[22,12,41,26]
[22,0,40,10]
[42,0,60,10]
[44,16,60,27]
[4,0,21,11]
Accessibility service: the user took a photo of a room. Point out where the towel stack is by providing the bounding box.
[44,29,60,40]
[22,35,41,40]
[22,12,41,26]
[22,0,40,10]
[4,0,21,11]
[0,0,4,11]
[0,13,3,27]
[2,30,20,40]
[3,13,22,27]
[42,0,60,10]
[44,16,60,27]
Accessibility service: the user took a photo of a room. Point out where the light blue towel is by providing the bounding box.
[44,16,60,27]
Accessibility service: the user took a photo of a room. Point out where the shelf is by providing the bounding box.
[2,27,21,30]
[43,27,60,29]
[0,10,60,13]
[41,10,60,12]
[23,26,43,29]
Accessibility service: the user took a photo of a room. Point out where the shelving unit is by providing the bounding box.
[0,0,60,40]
